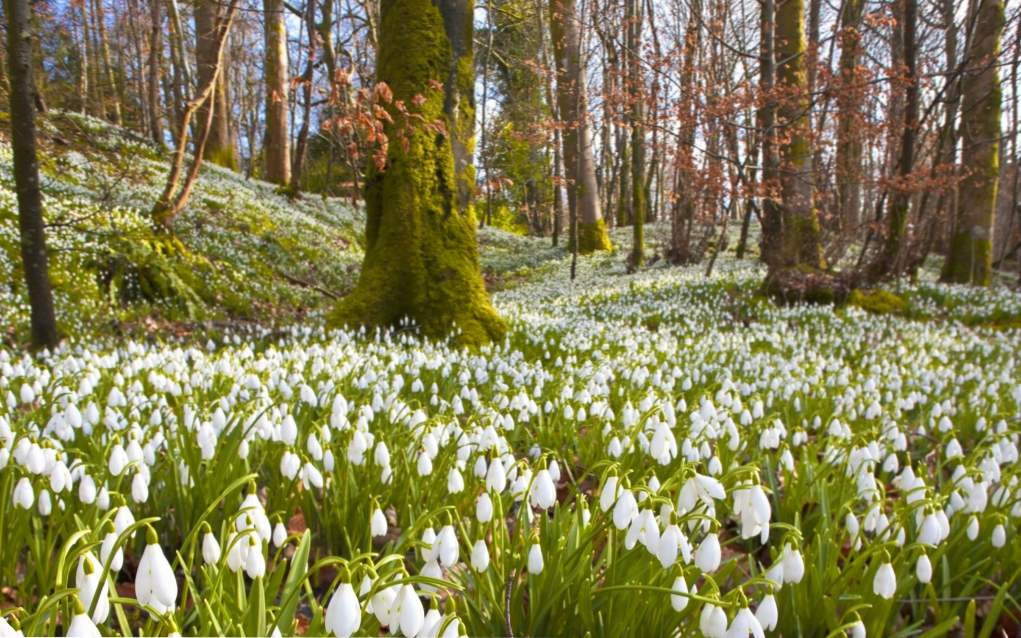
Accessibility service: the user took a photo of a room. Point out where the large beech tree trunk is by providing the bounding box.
[834,0,864,232]
[942,0,1004,285]
[328,0,504,346]
[549,0,611,253]
[6,0,60,349]
[626,0,645,269]
[262,0,291,185]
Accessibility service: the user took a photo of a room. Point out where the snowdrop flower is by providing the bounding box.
[244,537,266,578]
[67,604,101,638]
[530,469,557,510]
[395,584,424,637]
[370,585,399,627]
[485,458,507,493]
[273,521,287,548]
[476,493,494,523]
[108,444,128,476]
[202,531,221,565]
[599,476,620,512]
[612,489,638,530]
[967,516,980,540]
[435,525,459,568]
[657,525,682,568]
[781,543,805,584]
[872,562,896,599]
[280,452,300,479]
[471,540,490,572]
[136,529,178,616]
[733,483,771,543]
[915,554,932,584]
[324,583,361,638]
[992,523,1006,548]
[371,507,388,537]
[694,533,721,573]
[669,575,689,611]
[0,616,23,638]
[12,478,33,509]
[755,594,778,631]
[101,529,124,572]
[528,543,544,574]
[78,475,97,504]
[699,603,728,638]
[727,607,765,638]
[75,552,109,623]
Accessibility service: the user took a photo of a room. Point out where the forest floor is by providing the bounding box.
[1,115,1021,635]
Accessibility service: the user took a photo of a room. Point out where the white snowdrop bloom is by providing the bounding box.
[485,457,507,493]
[131,471,149,503]
[202,532,221,565]
[136,536,178,616]
[530,469,557,510]
[527,543,544,575]
[325,583,361,638]
[280,452,300,479]
[280,415,298,446]
[599,476,620,512]
[67,611,101,638]
[37,489,51,516]
[272,522,287,548]
[781,544,805,584]
[78,475,97,504]
[244,538,266,578]
[75,552,110,623]
[755,594,778,631]
[370,585,399,627]
[612,489,638,530]
[727,607,765,638]
[917,512,942,546]
[872,562,897,599]
[471,539,490,572]
[848,620,867,638]
[301,462,324,489]
[608,437,623,458]
[371,508,388,537]
[420,527,437,562]
[436,525,459,568]
[695,533,722,573]
[677,473,726,514]
[348,431,368,465]
[19,383,35,405]
[108,444,128,476]
[733,483,771,543]
[967,516,980,540]
[447,467,465,494]
[12,478,33,509]
[416,451,433,477]
[395,584,425,638]
[669,575,689,611]
[699,603,728,638]
[657,525,682,568]
[992,523,1006,548]
[101,531,124,572]
[915,554,932,584]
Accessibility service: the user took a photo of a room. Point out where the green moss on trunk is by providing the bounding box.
[577,219,612,254]
[328,0,504,346]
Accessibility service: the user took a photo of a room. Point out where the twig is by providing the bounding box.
[504,569,515,638]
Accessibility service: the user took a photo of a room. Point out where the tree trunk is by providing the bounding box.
[291,0,317,193]
[941,0,1004,285]
[195,0,237,169]
[93,0,122,124]
[627,0,644,269]
[262,0,291,185]
[867,0,918,282]
[775,0,823,269]
[148,0,163,143]
[5,0,60,349]
[328,0,504,346]
[834,0,864,231]
[549,0,610,252]
[668,0,700,264]
[758,0,782,268]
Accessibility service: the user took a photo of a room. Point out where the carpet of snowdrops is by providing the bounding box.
[2,245,1021,638]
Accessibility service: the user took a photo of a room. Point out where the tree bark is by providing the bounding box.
[263,0,291,185]
[834,0,864,231]
[5,0,60,349]
[328,0,504,346]
[148,0,163,143]
[941,0,1004,285]
[195,0,237,169]
[549,0,610,252]
[626,0,644,269]
[774,0,823,269]
[668,0,700,264]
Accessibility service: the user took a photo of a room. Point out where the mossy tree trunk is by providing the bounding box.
[775,0,823,270]
[328,0,504,346]
[758,0,783,268]
[941,0,1004,285]
[262,0,291,185]
[668,0,699,265]
[549,0,611,253]
[195,0,237,170]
